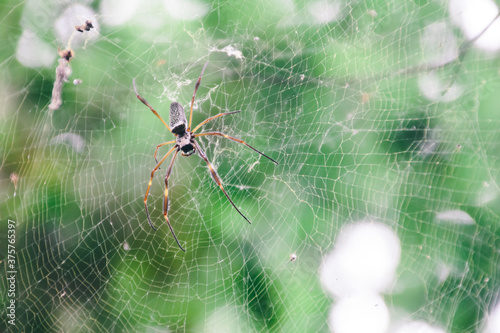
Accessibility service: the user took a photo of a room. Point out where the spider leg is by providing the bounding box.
[144,146,176,231]
[187,61,209,132]
[154,140,176,164]
[195,132,279,165]
[191,111,241,133]
[162,149,185,252]
[133,78,172,132]
[194,140,251,225]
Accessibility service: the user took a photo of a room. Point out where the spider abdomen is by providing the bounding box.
[170,102,187,135]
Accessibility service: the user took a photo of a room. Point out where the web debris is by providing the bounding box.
[10,173,18,196]
[210,45,245,59]
[75,20,93,33]
[48,20,94,111]
[48,53,73,111]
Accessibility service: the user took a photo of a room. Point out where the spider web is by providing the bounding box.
[2,0,500,332]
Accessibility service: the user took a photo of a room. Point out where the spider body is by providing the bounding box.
[133,61,278,252]
[170,102,196,156]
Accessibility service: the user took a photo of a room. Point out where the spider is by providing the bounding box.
[133,62,278,251]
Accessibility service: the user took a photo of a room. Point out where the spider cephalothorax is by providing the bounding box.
[133,61,278,251]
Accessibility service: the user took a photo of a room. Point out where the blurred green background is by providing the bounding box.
[1,0,500,332]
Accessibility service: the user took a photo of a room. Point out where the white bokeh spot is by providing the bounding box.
[320,221,401,297]
[449,0,500,52]
[329,293,390,333]
[393,321,446,333]
[483,301,500,333]
[100,0,140,26]
[163,0,210,21]
[308,0,343,24]
[419,72,463,102]
[16,29,56,68]
[421,22,458,67]
[436,210,474,225]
